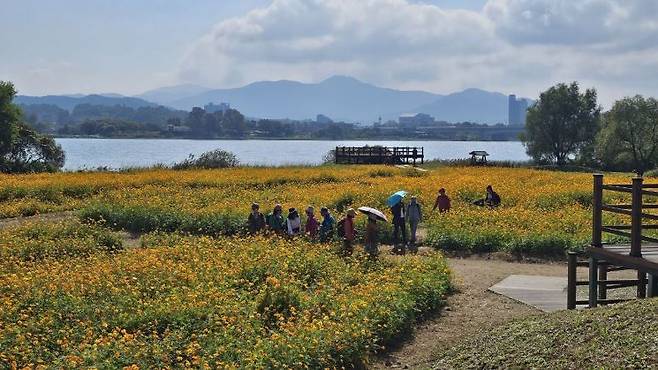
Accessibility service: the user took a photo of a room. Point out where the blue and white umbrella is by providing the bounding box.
[387,190,408,207]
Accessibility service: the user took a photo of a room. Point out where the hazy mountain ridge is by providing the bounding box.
[15,94,157,111]
[19,76,532,124]
[164,76,442,122]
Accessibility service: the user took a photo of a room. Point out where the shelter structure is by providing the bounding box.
[469,151,489,165]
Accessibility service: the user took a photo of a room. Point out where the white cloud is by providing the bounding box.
[178,0,658,106]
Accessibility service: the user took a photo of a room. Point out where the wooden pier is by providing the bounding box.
[334,146,424,165]
[567,174,658,309]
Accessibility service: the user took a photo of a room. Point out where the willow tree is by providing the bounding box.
[521,82,600,165]
[596,95,658,176]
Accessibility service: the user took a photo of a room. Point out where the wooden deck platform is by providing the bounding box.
[334,146,424,165]
[587,244,658,275]
[489,275,569,312]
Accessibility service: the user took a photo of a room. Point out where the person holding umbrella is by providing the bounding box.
[388,190,408,254]
[358,206,387,259]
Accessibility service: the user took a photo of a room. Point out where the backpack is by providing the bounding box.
[336,218,346,237]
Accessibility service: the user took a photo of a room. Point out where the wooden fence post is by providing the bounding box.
[630,176,643,257]
[567,252,577,309]
[598,264,608,300]
[592,174,603,248]
[649,274,658,298]
[588,256,598,308]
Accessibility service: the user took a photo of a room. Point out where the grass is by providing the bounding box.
[433,298,658,369]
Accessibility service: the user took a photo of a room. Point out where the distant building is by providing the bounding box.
[316,114,334,124]
[508,95,528,126]
[399,113,434,125]
[204,102,230,114]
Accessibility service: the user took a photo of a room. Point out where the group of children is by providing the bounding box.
[246,185,498,257]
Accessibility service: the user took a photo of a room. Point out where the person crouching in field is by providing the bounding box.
[267,204,286,235]
[473,185,501,208]
[337,208,356,256]
[247,203,266,234]
[286,207,302,236]
[406,196,422,252]
[433,188,451,213]
[365,215,379,259]
[305,206,319,239]
[319,207,335,243]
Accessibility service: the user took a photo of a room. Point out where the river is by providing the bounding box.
[55,138,529,171]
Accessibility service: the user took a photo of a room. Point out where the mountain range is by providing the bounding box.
[17,76,532,124]
[15,94,157,111]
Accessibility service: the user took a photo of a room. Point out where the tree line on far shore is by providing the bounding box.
[2,78,658,175]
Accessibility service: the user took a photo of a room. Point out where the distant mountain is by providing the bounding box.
[166,76,442,123]
[408,88,511,124]
[15,94,157,111]
[137,84,212,106]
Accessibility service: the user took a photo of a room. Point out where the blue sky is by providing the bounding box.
[2,0,657,107]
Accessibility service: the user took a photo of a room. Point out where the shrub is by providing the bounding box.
[172,149,239,170]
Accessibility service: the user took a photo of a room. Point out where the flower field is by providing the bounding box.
[0,165,653,367]
[0,223,450,368]
[1,165,650,254]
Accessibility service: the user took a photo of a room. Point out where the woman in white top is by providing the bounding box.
[286,207,302,236]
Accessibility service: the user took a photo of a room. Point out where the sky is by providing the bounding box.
[2,0,658,108]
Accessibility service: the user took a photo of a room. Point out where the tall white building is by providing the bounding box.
[508,95,528,126]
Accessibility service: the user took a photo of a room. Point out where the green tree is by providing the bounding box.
[0,81,65,173]
[595,95,658,176]
[521,82,601,165]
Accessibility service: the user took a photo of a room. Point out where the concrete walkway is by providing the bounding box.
[489,274,569,312]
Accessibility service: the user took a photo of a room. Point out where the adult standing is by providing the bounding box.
[390,199,407,254]
[319,207,335,243]
[433,188,451,212]
[340,208,357,256]
[247,202,266,234]
[406,196,422,250]
[286,208,302,236]
[305,206,319,239]
[266,204,286,235]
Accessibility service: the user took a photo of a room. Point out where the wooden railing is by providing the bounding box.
[567,174,658,309]
[593,174,658,256]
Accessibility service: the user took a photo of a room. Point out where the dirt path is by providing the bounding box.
[0,211,76,230]
[371,256,570,369]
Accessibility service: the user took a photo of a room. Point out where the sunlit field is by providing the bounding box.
[0,165,652,367]
[0,165,647,254]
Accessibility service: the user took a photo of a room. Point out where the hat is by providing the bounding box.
[306,206,314,214]
[439,188,445,193]
[251,202,260,210]
[289,207,296,213]
[347,208,356,217]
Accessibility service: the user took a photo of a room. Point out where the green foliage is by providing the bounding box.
[434,298,658,369]
[521,82,601,166]
[0,221,123,263]
[0,81,65,173]
[595,95,658,176]
[172,149,239,170]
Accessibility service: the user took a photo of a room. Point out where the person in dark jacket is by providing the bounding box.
[266,204,286,234]
[390,200,407,254]
[319,207,335,243]
[247,203,266,234]
[473,185,501,208]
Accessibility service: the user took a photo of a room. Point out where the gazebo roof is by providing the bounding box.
[469,150,489,156]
